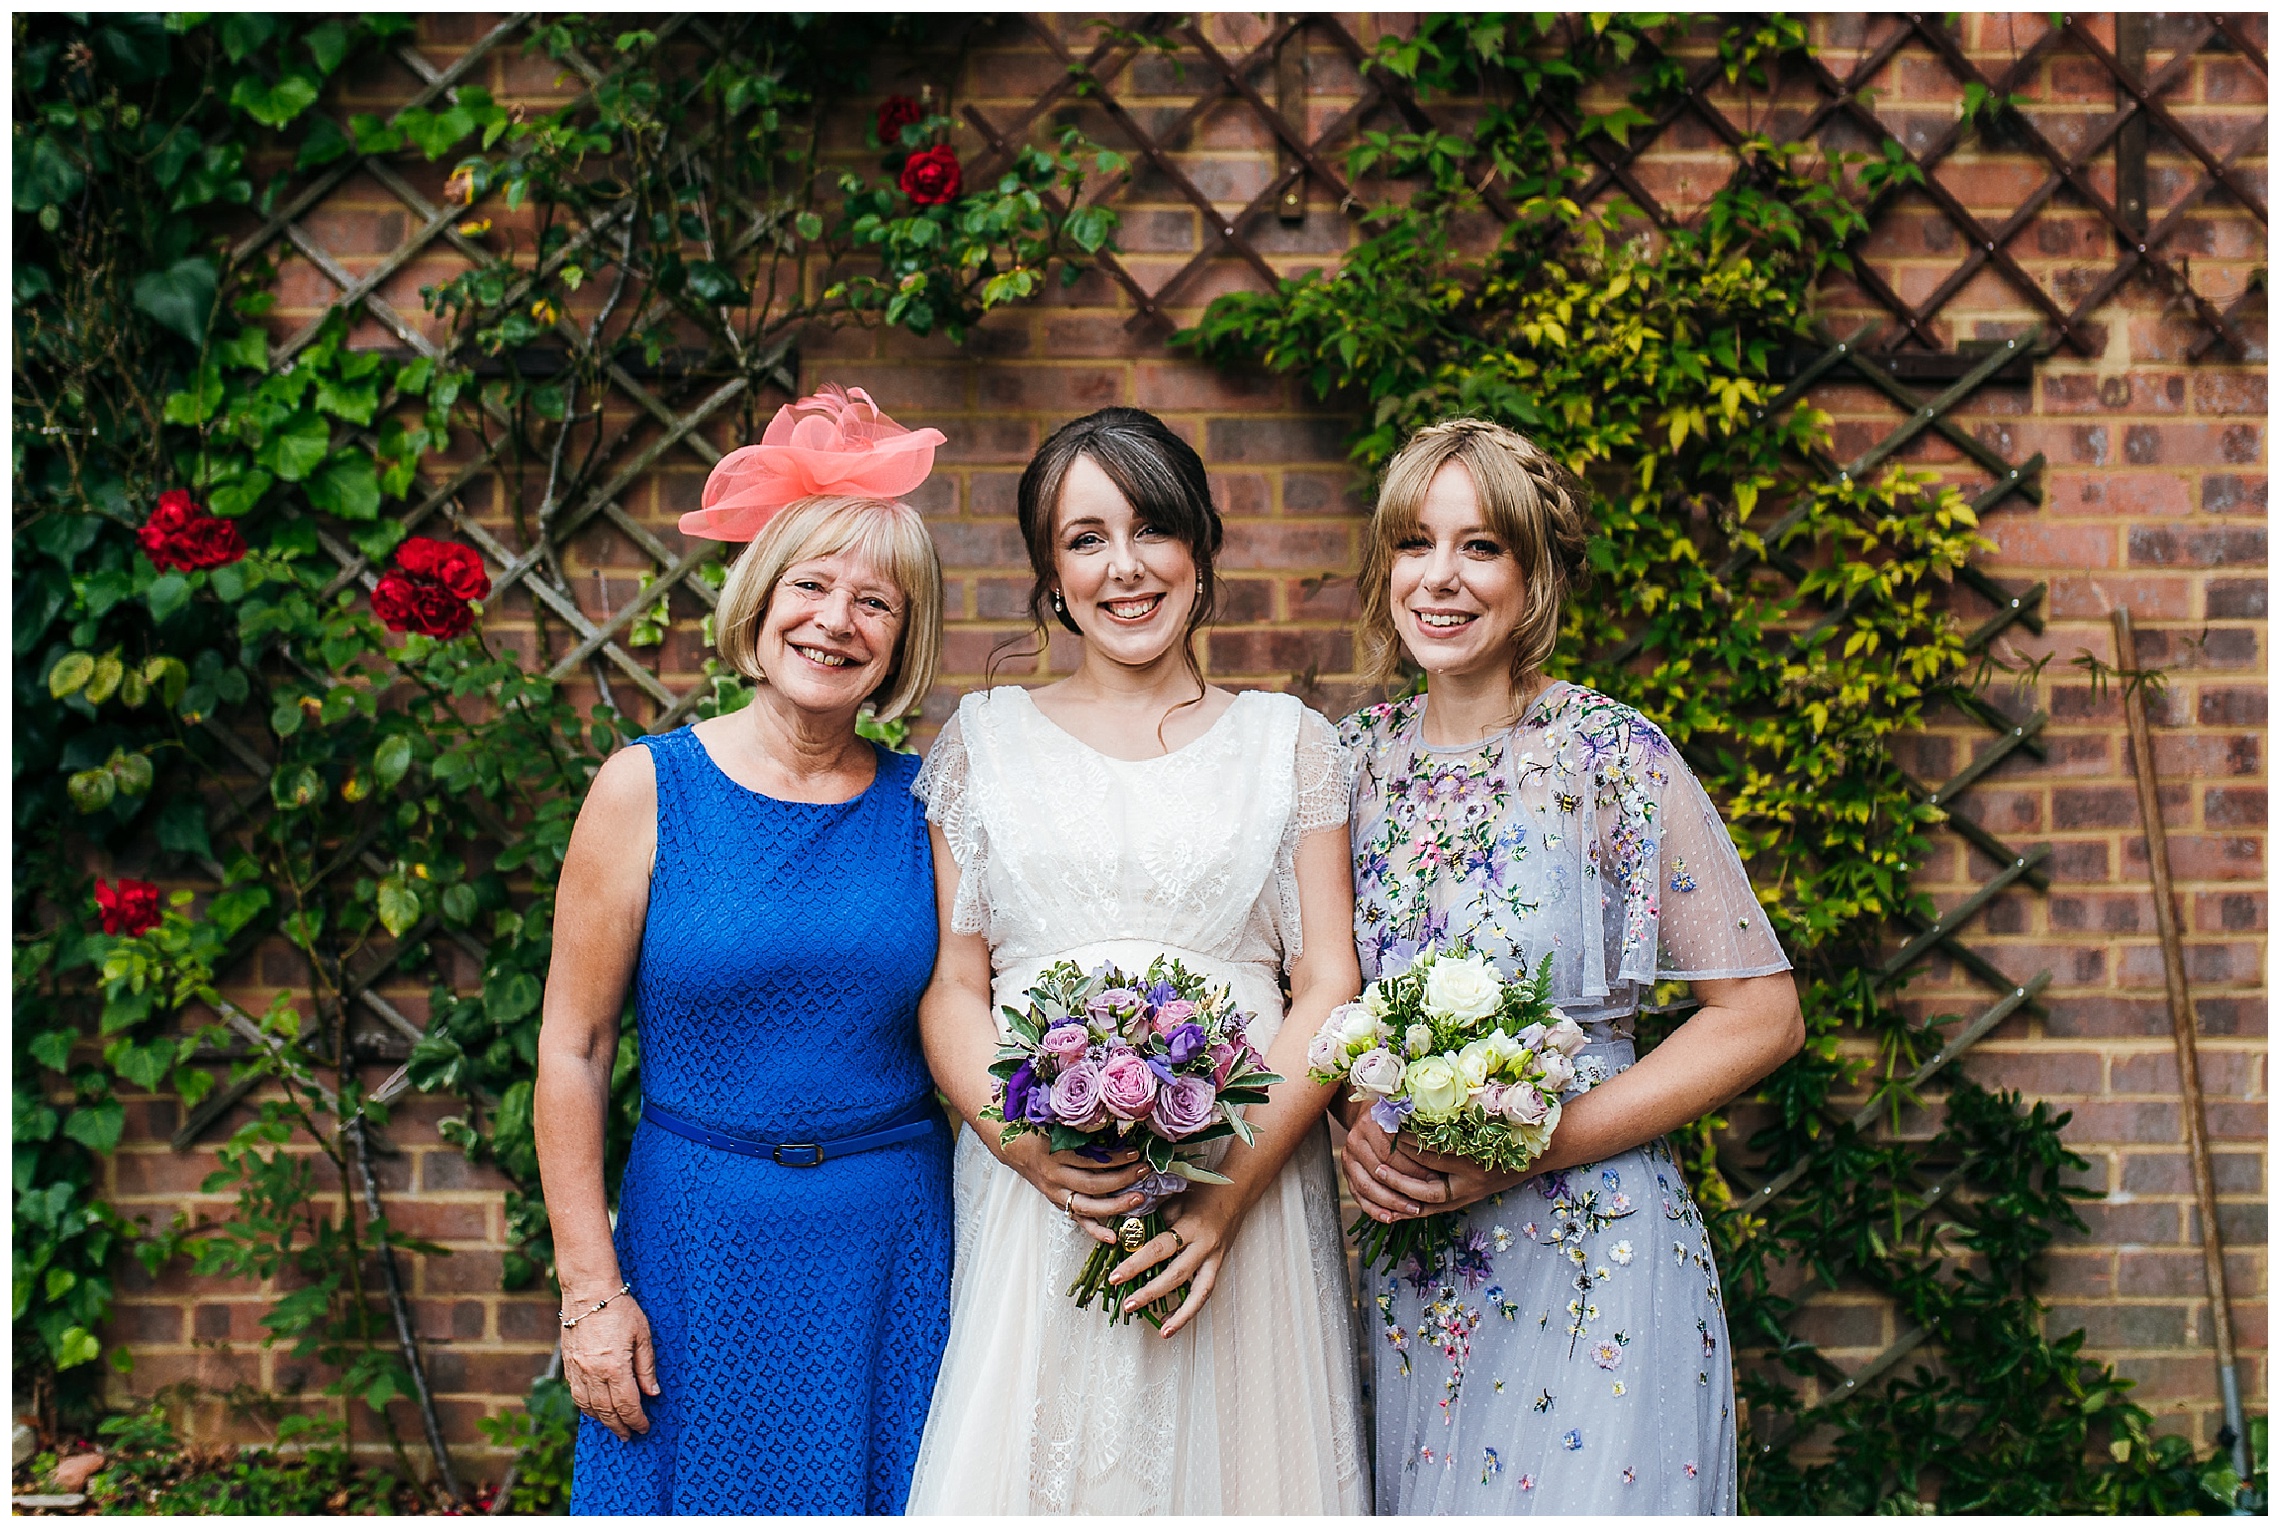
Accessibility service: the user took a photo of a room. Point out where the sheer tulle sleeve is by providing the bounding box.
[1271,705,1352,971]
[1294,706,1351,835]
[1646,750,1792,983]
[911,709,989,937]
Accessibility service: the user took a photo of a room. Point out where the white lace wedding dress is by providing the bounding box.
[905,686,1370,1515]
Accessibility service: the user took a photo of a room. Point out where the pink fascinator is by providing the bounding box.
[680,383,948,542]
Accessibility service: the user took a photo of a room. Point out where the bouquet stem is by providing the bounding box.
[1069,1209,1182,1328]
[1350,1209,1463,1282]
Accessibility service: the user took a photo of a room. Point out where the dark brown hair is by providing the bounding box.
[993,407,1224,701]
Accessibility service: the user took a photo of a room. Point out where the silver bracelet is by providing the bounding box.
[559,1281,632,1330]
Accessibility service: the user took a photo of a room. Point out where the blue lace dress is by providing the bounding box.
[569,726,951,1515]
[1339,684,1792,1515]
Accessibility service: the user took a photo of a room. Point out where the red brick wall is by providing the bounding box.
[97,12,2264,1481]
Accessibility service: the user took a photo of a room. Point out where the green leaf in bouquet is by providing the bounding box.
[1046,1123,1100,1154]
[1164,1158,1231,1185]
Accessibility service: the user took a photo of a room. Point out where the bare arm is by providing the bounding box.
[534,745,659,1439]
[1343,971,1805,1219]
[917,825,1149,1242]
[1114,824,1362,1336]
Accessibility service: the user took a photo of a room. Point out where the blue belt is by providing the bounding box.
[638,1095,942,1167]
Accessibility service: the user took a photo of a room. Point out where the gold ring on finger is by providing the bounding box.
[1064,1188,1079,1217]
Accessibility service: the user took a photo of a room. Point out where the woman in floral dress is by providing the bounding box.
[1334,418,1803,1514]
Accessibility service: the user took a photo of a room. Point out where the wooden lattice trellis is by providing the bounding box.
[162,10,2262,1458]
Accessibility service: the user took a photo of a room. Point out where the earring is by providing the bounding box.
[1195,575,1204,595]
[1052,590,1066,617]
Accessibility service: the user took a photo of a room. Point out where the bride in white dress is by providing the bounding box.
[906,408,1369,1514]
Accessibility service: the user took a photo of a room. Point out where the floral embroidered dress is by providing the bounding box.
[1339,682,1790,1515]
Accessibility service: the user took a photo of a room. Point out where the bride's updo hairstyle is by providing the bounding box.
[1005,406,1225,682]
[1358,417,1592,692]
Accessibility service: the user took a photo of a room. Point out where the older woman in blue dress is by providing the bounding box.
[536,387,953,1513]
[1333,418,1803,1514]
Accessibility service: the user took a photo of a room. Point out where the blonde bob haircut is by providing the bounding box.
[1357,417,1592,692]
[711,494,944,723]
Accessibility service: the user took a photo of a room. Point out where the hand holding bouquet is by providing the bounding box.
[984,957,1283,1326]
[1307,947,1586,1277]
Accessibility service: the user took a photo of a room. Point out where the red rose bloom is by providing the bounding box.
[95,877,162,937]
[137,489,246,574]
[371,569,477,639]
[898,144,963,206]
[875,94,923,145]
[393,536,491,601]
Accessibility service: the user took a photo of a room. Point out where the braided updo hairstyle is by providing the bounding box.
[1356,417,1593,691]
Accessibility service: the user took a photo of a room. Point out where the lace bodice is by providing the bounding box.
[1340,682,1790,1027]
[913,687,1349,981]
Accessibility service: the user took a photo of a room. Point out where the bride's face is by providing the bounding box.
[1388,461,1529,685]
[1052,453,1197,669]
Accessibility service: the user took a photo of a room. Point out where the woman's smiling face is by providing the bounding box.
[1051,452,1198,669]
[755,549,905,715]
[1388,460,1530,685]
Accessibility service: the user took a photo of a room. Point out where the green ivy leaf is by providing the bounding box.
[303,18,349,74]
[14,133,85,212]
[305,453,381,520]
[208,470,273,519]
[61,1101,125,1153]
[260,413,332,482]
[214,326,270,372]
[294,112,354,173]
[50,1325,102,1371]
[208,885,272,938]
[229,69,322,130]
[131,257,219,345]
[28,1030,76,1072]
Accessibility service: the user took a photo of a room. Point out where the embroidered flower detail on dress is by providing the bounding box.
[1533,1389,1554,1413]
[1611,1380,1626,1396]
[1562,1428,1584,1451]
[1591,1340,1623,1370]
[1670,856,1698,892]
[1684,1461,1699,1478]
[1481,1448,1503,1483]
[1491,1224,1514,1252]
[1611,1239,1634,1265]
[1518,1474,1536,1492]
[1622,1466,1638,1485]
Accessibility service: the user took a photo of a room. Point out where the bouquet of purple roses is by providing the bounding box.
[983,956,1283,1327]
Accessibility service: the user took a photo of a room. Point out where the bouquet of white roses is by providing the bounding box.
[1307,947,1586,1277]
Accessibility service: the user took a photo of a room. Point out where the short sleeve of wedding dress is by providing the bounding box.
[911,707,989,936]
[1269,705,1351,970]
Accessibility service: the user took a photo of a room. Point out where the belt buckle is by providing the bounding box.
[771,1142,824,1167]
